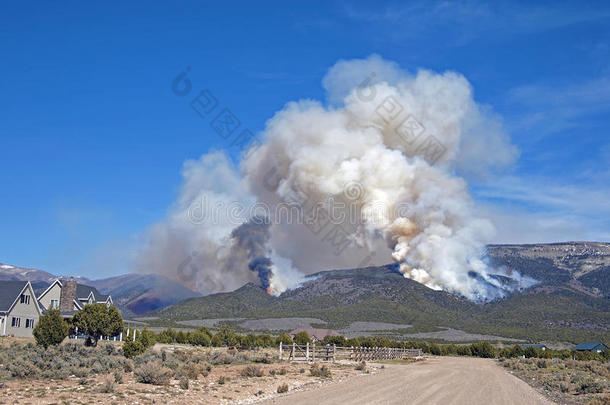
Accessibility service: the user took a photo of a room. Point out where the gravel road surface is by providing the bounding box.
[262,357,554,405]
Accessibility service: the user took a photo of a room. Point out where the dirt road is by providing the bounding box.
[262,357,555,405]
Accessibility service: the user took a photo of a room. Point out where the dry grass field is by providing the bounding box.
[0,338,367,404]
[500,357,610,404]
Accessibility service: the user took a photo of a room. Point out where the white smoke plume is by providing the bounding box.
[137,55,530,300]
[135,151,302,295]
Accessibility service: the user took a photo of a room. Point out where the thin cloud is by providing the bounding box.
[343,1,610,45]
[506,76,610,137]
[473,175,610,243]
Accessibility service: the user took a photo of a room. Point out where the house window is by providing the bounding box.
[20,294,30,305]
[11,317,21,327]
[50,299,59,309]
[25,319,35,328]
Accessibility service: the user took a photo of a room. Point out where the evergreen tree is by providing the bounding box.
[33,309,69,348]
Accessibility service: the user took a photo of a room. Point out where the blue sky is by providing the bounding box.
[1,1,609,279]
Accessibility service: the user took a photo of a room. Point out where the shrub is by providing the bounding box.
[257,334,275,347]
[279,368,287,375]
[254,353,273,364]
[211,334,223,347]
[242,333,258,349]
[321,335,347,347]
[136,329,156,349]
[72,304,123,347]
[156,328,177,344]
[188,330,211,347]
[523,347,539,359]
[277,383,289,393]
[428,344,441,356]
[241,365,264,377]
[104,344,116,356]
[456,345,472,356]
[98,377,115,393]
[175,331,188,344]
[178,363,200,379]
[577,378,604,394]
[443,344,458,355]
[469,342,496,358]
[214,325,239,347]
[134,362,172,385]
[310,363,331,378]
[123,340,145,359]
[8,358,38,378]
[217,376,227,385]
[275,333,293,345]
[211,352,236,365]
[113,370,123,384]
[32,309,68,348]
[179,376,189,390]
[123,359,134,372]
[588,398,610,405]
[293,331,311,345]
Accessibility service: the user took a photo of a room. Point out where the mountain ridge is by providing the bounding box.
[0,264,201,316]
[2,241,608,341]
[150,242,609,343]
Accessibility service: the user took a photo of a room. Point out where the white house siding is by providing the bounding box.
[5,284,40,338]
[38,282,61,310]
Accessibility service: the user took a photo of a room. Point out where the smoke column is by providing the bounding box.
[244,55,526,300]
[227,217,274,292]
[137,55,532,301]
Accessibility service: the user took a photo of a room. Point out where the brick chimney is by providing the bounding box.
[60,281,77,313]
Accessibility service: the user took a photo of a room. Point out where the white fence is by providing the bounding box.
[280,342,423,362]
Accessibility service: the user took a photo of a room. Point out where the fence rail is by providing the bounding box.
[280,342,423,362]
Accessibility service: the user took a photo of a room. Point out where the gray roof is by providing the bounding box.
[0,280,28,312]
[75,284,109,302]
[573,342,608,351]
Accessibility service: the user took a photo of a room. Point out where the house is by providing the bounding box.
[520,344,547,351]
[37,280,112,318]
[573,342,608,353]
[289,328,340,343]
[0,280,42,337]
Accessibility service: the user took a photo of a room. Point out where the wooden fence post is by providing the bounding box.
[306,342,310,362]
[333,344,336,362]
[279,342,283,361]
[312,343,315,362]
